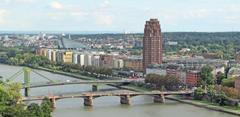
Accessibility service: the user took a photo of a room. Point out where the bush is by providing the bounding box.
[222,77,236,87]
[215,92,227,106]
[194,87,205,100]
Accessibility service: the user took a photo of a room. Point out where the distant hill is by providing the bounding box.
[69,32,240,41]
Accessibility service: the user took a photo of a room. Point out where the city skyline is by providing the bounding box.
[0,0,240,32]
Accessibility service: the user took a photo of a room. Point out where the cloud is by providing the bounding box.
[50,1,64,9]
[95,14,113,26]
[0,10,8,24]
[101,0,110,8]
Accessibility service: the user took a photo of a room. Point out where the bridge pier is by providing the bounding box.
[120,95,130,105]
[84,96,93,106]
[153,94,165,103]
[49,97,56,109]
[24,87,29,97]
[92,84,98,92]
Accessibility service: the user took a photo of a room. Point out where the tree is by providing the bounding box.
[215,92,227,106]
[194,87,205,100]
[0,82,52,117]
[41,97,52,117]
[216,72,226,85]
[7,83,22,103]
[0,82,32,117]
[207,86,216,103]
[27,103,44,117]
[145,74,184,91]
[0,84,11,106]
[222,77,236,87]
[1,105,32,117]
[200,65,214,86]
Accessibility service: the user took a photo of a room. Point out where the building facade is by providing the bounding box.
[124,57,143,71]
[186,70,200,87]
[100,54,114,68]
[51,50,56,62]
[143,19,163,72]
[62,51,73,63]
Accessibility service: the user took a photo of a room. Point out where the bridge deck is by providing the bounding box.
[23,80,133,88]
[23,90,193,101]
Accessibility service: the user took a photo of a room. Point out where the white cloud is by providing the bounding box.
[95,14,113,26]
[50,1,64,9]
[0,10,8,24]
[101,0,110,8]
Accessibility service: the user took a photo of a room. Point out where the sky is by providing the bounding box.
[0,0,240,32]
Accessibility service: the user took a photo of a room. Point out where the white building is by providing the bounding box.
[84,54,92,66]
[47,49,52,61]
[78,54,85,66]
[73,53,78,64]
[92,55,100,67]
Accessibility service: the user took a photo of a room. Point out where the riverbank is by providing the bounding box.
[36,67,240,116]
[166,96,240,116]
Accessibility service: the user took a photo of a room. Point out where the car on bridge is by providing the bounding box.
[66,80,70,82]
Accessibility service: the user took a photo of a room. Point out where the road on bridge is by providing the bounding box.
[22,79,142,88]
[23,90,194,101]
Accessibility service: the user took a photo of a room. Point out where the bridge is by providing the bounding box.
[7,67,131,97]
[22,90,194,108]
[6,67,194,109]
[23,80,132,88]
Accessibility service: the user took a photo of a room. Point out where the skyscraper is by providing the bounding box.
[143,19,163,71]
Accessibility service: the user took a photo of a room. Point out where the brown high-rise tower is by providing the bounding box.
[143,19,163,71]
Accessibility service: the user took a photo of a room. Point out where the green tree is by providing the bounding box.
[216,72,226,85]
[145,74,184,91]
[27,103,44,117]
[41,97,52,117]
[1,105,32,117]
[215,91,227,106]
[222,77,236,87]
[200,65,214,86]
[207,86,216,103]
[194,87,205,100]
[0,81,51,117]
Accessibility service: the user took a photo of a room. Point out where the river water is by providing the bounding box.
[0,64,238,117]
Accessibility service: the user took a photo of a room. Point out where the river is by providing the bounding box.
[0,64,238,117]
